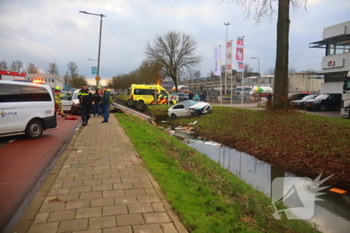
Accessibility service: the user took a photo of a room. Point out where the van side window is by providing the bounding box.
[134,89,154,95]
[160,90,168,97]
[0,84,22,102]
[20,86,52,102]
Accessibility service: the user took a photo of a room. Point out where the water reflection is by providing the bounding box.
[165,125,350,233]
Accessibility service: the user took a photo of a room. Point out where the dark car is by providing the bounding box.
[172,92,189,102]
[290,94,319,109]
[304,93,341,111]
[288,93,310,102]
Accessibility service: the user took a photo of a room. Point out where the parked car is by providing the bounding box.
[0,80,57,139]
[304,93,341,111]
[61,95,73,112]
[171,92,189,102]
[70,90,81,115]
[168,100,212,119]
[288,93,309,102]
[290,94,319,109]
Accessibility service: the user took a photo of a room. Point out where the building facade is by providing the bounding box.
[288,72,324,94]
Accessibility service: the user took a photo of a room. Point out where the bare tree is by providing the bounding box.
[194,70,201,79]
[145,31,202,92]
[48,62,59,75]
[243,63,253,78]
[288,67,297,74]
[223,0,307,108]
[27,63,39,74]
[10,60,23,72]
[70,75,87,88]
[266,67,276,76]
[0,61,8,70]
[67,61,78,79]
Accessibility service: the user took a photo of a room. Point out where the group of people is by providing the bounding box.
[54,84,111,127]
[78,84,111,126]
[188,91,206,102]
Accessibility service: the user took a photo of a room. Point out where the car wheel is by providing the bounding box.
[171,113,177,119]
[26,119,43,139]
[319,104,326,111]
[126,99,134,107]
[135,102,144,111]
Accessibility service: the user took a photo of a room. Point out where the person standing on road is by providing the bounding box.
[93,88,102,117]
[101,86,110,123]
[266,93,272,109]
[194,93,200,101]
[153,90,158,105]
[78,84,92,126]
[54,86,65,117]
[188,91,193,100]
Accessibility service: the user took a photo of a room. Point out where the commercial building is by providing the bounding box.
[309,20,350,92]
[288,72,323,94]
[26,73,64,89]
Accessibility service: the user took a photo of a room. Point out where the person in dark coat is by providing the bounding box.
[78,84,92,126]
[93,88,102,117]
[188,91,194,100]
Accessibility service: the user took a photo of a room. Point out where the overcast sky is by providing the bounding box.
[0,0,349,82]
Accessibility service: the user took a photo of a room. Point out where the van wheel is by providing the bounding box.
[319,104,326,111]
[135,102,144,111]
[26,119,43,139]
[142,104,149,112]
[171,113,177,119]
[126,99,134,107]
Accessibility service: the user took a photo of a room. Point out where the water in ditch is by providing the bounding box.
[157,121,350,233]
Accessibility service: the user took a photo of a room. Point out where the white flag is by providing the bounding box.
[226,40,233,74]
[213,45,221,76]
[236,36,244,71]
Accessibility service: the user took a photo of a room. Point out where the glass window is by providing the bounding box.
[160,90,168,97]
[0,84,22,102]
[133,89,154,95]
[173,105,185,109]
[20,85,51,101]
[344,79,350,90]
[315,94,329,100]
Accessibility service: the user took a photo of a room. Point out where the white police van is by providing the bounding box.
[0,80,57,139]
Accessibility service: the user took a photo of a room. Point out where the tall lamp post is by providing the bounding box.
[224,22,230,95]
[79,11,106,87]
[251,57,260,105]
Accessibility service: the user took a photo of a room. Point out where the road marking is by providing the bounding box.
[8,138,18,143]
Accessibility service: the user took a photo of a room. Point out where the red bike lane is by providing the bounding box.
[0,116,81,231]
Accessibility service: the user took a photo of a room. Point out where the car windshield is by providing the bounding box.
[183,100,198,107]
[73,92,79,99]
[315,94,329,100]
[302,95,317,100]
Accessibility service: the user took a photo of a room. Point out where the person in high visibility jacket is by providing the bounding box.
[54,86,65,117]
[78,84,92,126]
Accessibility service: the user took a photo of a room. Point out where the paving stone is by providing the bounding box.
[102,190,124,198]
[144,212,171,224]
[137,194,160,203]
[144,188,157,195]
[71,186,92,193]
[102,178,121,184]
[73,230,101,233]
[67,171,85,177]
[49,188,71,196]
[128,203,154,213]
[33,213,49,224]
[132,182,152,188]
[129,172,147,178]
[39,203,66,213]
[133,224,163,233]
[66,199,90,210]
[48,209,76,222]
[89,216,116,229]
[58,219,88,232]
[124,189,145,196]
[114,196,138,205]
[71,163,87,168]
[58,193,80,202]
[85,170,102,175]
[94,173,111,180]
[112,183,133,190]
[111,173,130,178]
[91,197,114,207]
[103,205,128,216]
[103,226,132,233]
[28,222,59,233]
[74,175,93,181]
[80,191,102,200]
[93,184,113,191]
[116,214,144,226]
[161,223,178,233]
[52,183,63,189]
[84,180,102,186]
[56,177,75,183]
[152,203,166,212]
[121,177,140,183]
[62,181,83,188]
[76,207,102,219]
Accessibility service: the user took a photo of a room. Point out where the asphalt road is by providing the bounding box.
[0,116,81,231]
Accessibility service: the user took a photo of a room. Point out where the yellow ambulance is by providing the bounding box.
[128,84,175,105]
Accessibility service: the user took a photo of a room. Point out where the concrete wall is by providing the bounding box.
[289,72,324,93]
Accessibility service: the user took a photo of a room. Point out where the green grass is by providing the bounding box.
[148,104,171,120]
[172,106,350,189]
[116,113,320,233]
[116,95,130,102]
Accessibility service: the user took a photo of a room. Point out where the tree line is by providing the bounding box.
[0,60,87,88]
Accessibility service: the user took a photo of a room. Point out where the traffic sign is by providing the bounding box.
[92,67,97,75]
[95,76,101,81]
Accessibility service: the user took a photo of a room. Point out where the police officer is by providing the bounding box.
[54,86,65,117]
[66,91,72,100]
[78,84,92,126]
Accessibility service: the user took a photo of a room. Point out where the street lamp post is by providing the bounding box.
[79,11,106,87]
[224,22,230,95]
[251,57,260,105]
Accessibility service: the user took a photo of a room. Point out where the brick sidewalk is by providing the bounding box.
[15,115,187,233]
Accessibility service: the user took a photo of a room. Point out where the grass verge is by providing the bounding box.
[116,113,320,233]
[172,107,350,190]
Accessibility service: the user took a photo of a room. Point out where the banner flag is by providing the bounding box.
[236,36,244,71]
[213,45,221,76]
[226,40,233,74]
